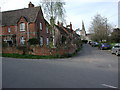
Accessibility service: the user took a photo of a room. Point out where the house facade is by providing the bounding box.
[1,2,51,47]
[53,22,81,49]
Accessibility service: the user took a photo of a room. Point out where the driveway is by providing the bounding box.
[2,44,118,88]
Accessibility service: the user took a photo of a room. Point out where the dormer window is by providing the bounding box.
[20,23,25,31]
[40,22,42,30]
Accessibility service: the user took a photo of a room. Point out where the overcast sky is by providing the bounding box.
[0,0,119,33]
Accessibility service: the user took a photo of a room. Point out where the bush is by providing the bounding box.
[2,42,8,47]
[28,38,39,45]
[82,40,88,44]
[62,36,66,43]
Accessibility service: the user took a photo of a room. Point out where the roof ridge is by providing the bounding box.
[2,6,40,13]
[2,6,41,26]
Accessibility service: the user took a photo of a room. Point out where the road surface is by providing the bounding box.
[2,44,119,88]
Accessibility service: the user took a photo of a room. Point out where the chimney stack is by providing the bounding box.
[61,22,63,26]
[28,2,34,8]
[57,21,60,26]
[70,22,72,30]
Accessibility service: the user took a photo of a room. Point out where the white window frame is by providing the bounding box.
[40,36,43,46]
[20,23,25,31]
[46,37,49,45]
[20,36,25,45]
[40,22,42,30]
[8,27,11,32]
[46,27,49,33]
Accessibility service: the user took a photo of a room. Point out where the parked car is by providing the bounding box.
[111,43,120,56]
[88,41,92,45]
[91,42,99,47]
[98,43,111,50]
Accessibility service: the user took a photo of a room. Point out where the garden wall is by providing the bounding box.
[2,45,77,56]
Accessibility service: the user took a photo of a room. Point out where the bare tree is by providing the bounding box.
[39,0,66,47]
[40,0,66,23]
[89,14,112,42]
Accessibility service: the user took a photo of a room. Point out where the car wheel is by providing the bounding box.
[111,51,114,54]
[116,51,119,56]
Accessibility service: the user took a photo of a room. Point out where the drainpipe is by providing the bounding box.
[15,24,18,46]
[27,22,30,47]
[27,22,30,40]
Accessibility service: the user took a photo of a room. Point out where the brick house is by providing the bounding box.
[1,2,51,47]
[54,22,81,48]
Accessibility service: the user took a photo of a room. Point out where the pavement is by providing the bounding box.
[2,44,119,88]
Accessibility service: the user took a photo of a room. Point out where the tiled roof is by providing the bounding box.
[55,25,68,35]
[2,6,41,26]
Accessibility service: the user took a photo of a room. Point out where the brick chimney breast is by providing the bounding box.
[28,2,34,8]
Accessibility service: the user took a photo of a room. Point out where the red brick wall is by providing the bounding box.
[35,9,51,46]
[2,47,23,54]
[17,17,29,45]
[1,25,16,35]
[29,23,36,39]
[2,45,76,56]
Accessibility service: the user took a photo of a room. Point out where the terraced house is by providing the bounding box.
[1,2,51,47]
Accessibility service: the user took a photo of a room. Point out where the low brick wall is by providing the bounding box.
[29,45,76,56]
[2,47,23,54]
[2,45,77,56]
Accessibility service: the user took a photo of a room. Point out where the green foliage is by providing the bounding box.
[2,53,55,59]
[28,38,39,45]
[61,36,66,43]
[82,40,88,44]
[49,41,54,48]
[2,42,8,47]
[2,53,72,59]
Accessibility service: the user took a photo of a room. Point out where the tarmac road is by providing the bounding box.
[2,44,119,88]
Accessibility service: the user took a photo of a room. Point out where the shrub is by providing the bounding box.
[62,36,66,43]
[28,38,39,45]
[2,42,8,47]
[82,40,88,43]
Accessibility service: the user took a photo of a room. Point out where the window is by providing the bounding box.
[20,23,25,31]
[40,36,43,46]
[46,37,49,45]
[46,27,49,33]
[40,22,42,30]
[8,27,11,32]
[20,36,25,45]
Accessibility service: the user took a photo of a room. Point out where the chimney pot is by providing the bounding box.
[28,2,34,8]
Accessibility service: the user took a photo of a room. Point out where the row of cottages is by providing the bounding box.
[1,2,51,47]
[54,22,81,49]
[1,2,80,49]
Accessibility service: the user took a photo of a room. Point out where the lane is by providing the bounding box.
[2,44,118,88]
